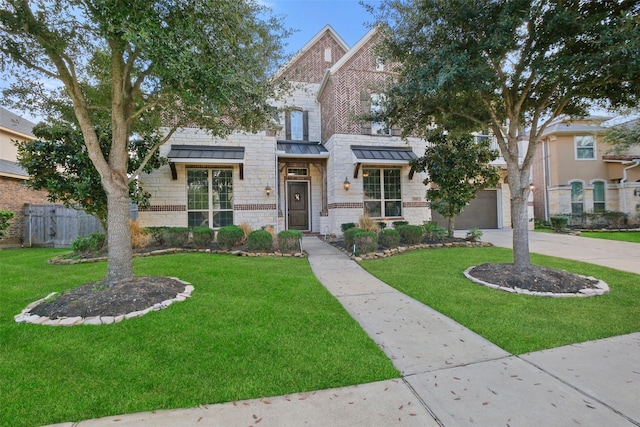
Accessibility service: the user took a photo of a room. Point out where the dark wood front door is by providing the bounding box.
[287,181,309,230]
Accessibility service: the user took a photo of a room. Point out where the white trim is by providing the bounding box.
[169,158,243,164]
[574,135,597,161]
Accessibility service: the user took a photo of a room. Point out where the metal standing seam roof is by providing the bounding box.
[166,145,245,162]
[351,145,418,162]
[276,141,329,157]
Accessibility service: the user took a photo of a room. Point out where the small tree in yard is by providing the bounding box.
[373,0,640,272]
[0,210,15,239]
[411,132,499,237]
[1,0,289,287]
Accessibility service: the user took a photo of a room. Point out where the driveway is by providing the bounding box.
[476,229,640,275]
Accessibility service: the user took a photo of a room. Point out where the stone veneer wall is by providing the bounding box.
[137,129,278,231]
[0,176,49,245]
[324,133,430,236]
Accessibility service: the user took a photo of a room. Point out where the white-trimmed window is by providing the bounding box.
[370,94,391,135]
[575,135,596,160]
[187,168,233,228]
[285,108,308,141]
[571,181,584,215]
[363,168,402,217]
[592,181,606,213]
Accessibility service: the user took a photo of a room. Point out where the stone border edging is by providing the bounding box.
[14,278,194,326]
[334,240,492,261]
[49,248,306,265]
[463,266,610,298]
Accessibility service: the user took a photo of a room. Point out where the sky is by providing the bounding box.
[265,0,381,55]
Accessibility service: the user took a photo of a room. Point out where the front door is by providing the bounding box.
[287,181,309,230]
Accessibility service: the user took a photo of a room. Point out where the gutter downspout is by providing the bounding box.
[620,159,640,214]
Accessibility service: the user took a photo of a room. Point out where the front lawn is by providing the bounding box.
[579,230,640,243]
[0,249,399,427]
[360,247,640,355]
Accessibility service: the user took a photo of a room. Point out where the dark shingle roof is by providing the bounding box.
[277,141,328,157]
[351,145,417,162]
[167,145,244,161]
[0,159,29,178]
[0,107,36,138]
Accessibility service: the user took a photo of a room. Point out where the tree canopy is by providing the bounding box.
[1,0,290,285]
[411,132,500,236]
[373,0,640,269]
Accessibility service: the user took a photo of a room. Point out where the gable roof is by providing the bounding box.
[0,107,36,139]
[317,26,380,100]
[275,25,349,80]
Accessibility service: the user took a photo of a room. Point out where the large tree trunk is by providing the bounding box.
[506,165,532,271]
[103,173,134,285]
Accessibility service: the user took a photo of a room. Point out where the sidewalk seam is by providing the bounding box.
[402,377,445,427]
[519,356,640,427]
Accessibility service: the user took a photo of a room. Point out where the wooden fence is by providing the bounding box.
[23,204,138,248]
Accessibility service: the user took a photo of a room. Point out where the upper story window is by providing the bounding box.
[575,135,596,160]
[370,94,391,136]
[593,181,605,213]
[285,108,308,141]
[571,181,584,215]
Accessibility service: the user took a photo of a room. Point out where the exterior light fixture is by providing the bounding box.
[529,183,535,191]
[343,177,351,191]
[265,185,271,196]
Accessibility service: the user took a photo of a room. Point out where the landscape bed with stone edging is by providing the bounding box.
[48,247,307,265]
[14,278,194,326]
[333,240,492,261]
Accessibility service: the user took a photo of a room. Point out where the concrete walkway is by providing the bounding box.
[48,233,640,427]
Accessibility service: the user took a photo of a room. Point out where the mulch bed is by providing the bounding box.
[466,263,600,293]
[29,276,186,319]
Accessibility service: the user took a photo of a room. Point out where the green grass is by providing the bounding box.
[0,249,399,427]
[580,230,640,243]
[360,247,640,355]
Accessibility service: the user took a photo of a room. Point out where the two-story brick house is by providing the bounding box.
[0,107,49,246]
[531,115,640,222]
[138,25,514,235]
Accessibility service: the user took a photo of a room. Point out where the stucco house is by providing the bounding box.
[531,115,640,222]
[138,26,517,235]
[0,107,49,245]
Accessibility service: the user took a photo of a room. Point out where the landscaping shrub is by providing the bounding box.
[466,227,483,242]
[396,224,424,244]
[550,215,568,232]
[0,210,15,238]
[247,229,273,251]
[377,221,387,230]
[192,226,215,247]
[238,222,252,243]
[217,225,245,249]
[358,213,379,233]
[130,220,151,249]
[353,230,378,255]
[343,227,365,250]
[423,221,447,240]
[378,228,400,248]
[71,232,106,254]
[278,229,303,253]
[392,220,408,228]
[161,227,190,247]
[341,222,356,232]
[603,211,627,229]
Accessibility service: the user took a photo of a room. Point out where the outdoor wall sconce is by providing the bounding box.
[343,177,351,191]
[265,185,271,196]
[529,183,535,191]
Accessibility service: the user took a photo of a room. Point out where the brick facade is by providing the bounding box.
[0,176,49,245]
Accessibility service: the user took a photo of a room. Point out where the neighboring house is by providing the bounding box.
[532,115,640,222]
[0,107,49,246]
[138,26,518,235]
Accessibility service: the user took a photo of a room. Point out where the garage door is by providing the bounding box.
[430,190,498,229]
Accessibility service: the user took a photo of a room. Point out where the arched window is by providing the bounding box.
[593,181,605,213]
[571,181,584,215]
